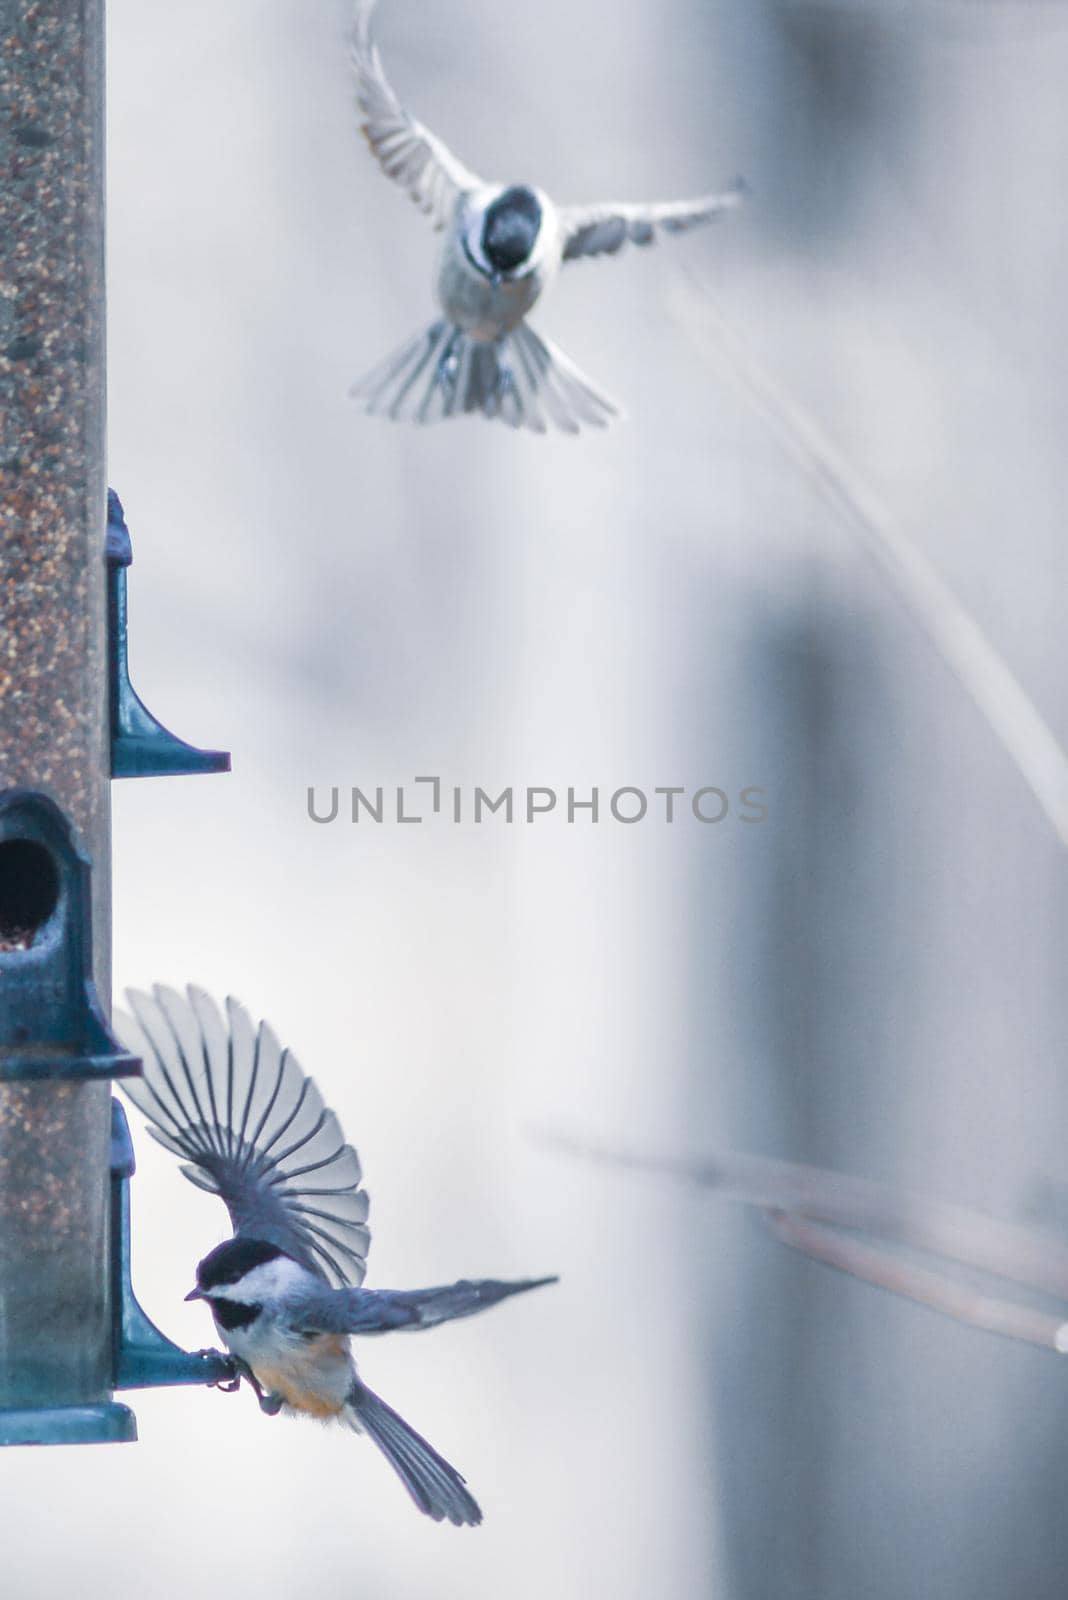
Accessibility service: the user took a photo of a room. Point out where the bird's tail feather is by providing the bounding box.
[345,1380,482,1527]
[350,319,620,434]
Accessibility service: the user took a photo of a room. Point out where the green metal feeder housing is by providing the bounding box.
[0,0,232,1446]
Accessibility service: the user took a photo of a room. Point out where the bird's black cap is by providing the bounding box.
[188,1236,285,1299]
[482,185,542,274]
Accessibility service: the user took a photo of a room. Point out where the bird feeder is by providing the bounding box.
[0,0,232,1445]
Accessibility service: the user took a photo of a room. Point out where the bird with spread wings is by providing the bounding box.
[349,0,747,433]
[118,986,555,1526]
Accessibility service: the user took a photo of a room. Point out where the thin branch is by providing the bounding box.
[781,1,1068,8]
[764,1210,1068,1353]
[669,273,1068,855]
[538,1127,1068,1303]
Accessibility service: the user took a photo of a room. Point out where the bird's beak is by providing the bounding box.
[184,1286,205,1302]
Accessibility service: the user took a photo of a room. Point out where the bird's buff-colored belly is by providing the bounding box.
[252,1334,353,1419]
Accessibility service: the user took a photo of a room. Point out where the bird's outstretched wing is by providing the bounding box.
[117,986,371,1289]
[559,181,748,263]
[352,0,481,229]
[288,1276,558,1336]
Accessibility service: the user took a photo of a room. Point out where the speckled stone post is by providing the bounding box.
[0,0,114,1411]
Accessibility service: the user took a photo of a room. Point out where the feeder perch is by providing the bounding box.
[108,489,231,779]
[110,1099,235,1391]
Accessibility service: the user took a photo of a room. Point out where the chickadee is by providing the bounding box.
[118,986,555,1527]
[350,0,747,433]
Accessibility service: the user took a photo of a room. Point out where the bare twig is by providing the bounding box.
[778,0,1068,14]
[539,1127,1068,1306]
[765,1210,1068,1353]
[670,274,1068,854]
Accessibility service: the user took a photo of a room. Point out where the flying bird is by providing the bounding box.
[349,0,746,433]
[118,986,556,1527]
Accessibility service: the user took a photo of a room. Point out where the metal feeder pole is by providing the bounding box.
[0,0,127,1441]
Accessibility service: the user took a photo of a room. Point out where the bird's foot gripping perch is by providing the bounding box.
[202,1352,283,1415]
[200,1350,242,1393]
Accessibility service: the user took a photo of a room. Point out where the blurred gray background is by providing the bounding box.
[5,0,1068,1595]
